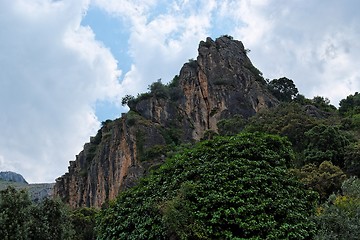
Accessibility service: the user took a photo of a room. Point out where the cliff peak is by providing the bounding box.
[54,36,279,208]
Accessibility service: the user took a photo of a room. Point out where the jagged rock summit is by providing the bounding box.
[0,171,28,184]
[54,36,279,208]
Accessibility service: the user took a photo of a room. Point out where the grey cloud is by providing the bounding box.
[0,0,121,182]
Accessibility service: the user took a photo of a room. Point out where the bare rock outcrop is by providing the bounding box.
[54,36,279,208]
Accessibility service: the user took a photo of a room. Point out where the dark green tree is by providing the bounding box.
[0,186,75,240]
[268,77,298,102]
[344,142,360,176]
[148,79,169,98]
[245,102,317,154]
[70,207,98,240]
[339,92,360,116]
[217,114,247,136]
[97,133,317,240]
[339,93,360,131]
[0,186,32,240]
[27,198,75,240]
[121,94,135,107]
[304,125,350,166]
[35,198,75,240]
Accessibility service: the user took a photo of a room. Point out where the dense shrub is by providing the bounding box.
[97,133,317,239]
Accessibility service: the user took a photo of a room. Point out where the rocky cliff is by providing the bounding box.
[54,36,279,208]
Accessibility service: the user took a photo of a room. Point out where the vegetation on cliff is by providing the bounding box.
[97,133,318,239]
[0,186,98,240]
[2,36,360,239]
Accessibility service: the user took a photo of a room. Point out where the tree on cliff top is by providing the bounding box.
[268,77,298,102]
[96,132,318,240]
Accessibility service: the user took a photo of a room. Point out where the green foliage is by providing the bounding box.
[97,133,317,239]
[126,110,141,126]
[217,114,247,136]
[311,96,337,112]
[140,144,170,162]
[267,77,299,102]
[0,186,75,240]
[0,186,32,239]
[91,129,102,145]
[339,92,360,116]
[167,75,183,101]
[160,125,181,145]
[304,125,350,166]
[148,79,169,99]
[29,198,75,240]
[221,34,234,40]
[341,113,360,131]
[122,76,184,110]
[187,58,198,68]
[290,161,347,200]
[167,75,180,88]
[245,64,266,85]
[245,102,317,154]
[70,207,98,240]
[315,177,360,240]
[121,94,135,107]
[293,94,313,105]
[344,142,360,176]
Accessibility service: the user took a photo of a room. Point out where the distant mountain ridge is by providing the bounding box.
[0,171,54,202]
[0,171,28,184]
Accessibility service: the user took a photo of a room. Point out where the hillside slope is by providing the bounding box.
[54,36,279,208]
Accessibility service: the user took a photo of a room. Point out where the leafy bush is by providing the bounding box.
[245,102,317,154]
[304,125,350,166]
[97,133,317,239]
[290,161,347,200]
[217,114,247,136]
[315,177,360,240]
[149,79,169,99]
[311,96,337,112]
[121,94,135,107]
[0,186,75,240]
[71,207,98,240]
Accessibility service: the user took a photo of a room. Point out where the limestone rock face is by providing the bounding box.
[54,36,278,208]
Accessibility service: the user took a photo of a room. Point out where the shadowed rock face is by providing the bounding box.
[54,36,279,208]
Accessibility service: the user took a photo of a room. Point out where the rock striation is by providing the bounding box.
[54,36,279,208]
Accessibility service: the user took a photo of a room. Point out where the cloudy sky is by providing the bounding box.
[1,0,359,183]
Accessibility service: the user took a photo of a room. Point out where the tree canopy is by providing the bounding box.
[267,77,298,102]
[97,132,318,240]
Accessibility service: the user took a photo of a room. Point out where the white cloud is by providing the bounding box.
[4,0,358,182]
[94,0,217,96]
[223,0,360,105]
[0,0,121,182]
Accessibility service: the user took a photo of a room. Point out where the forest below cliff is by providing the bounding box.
[2,77,360,239]
[1,36,360,239]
